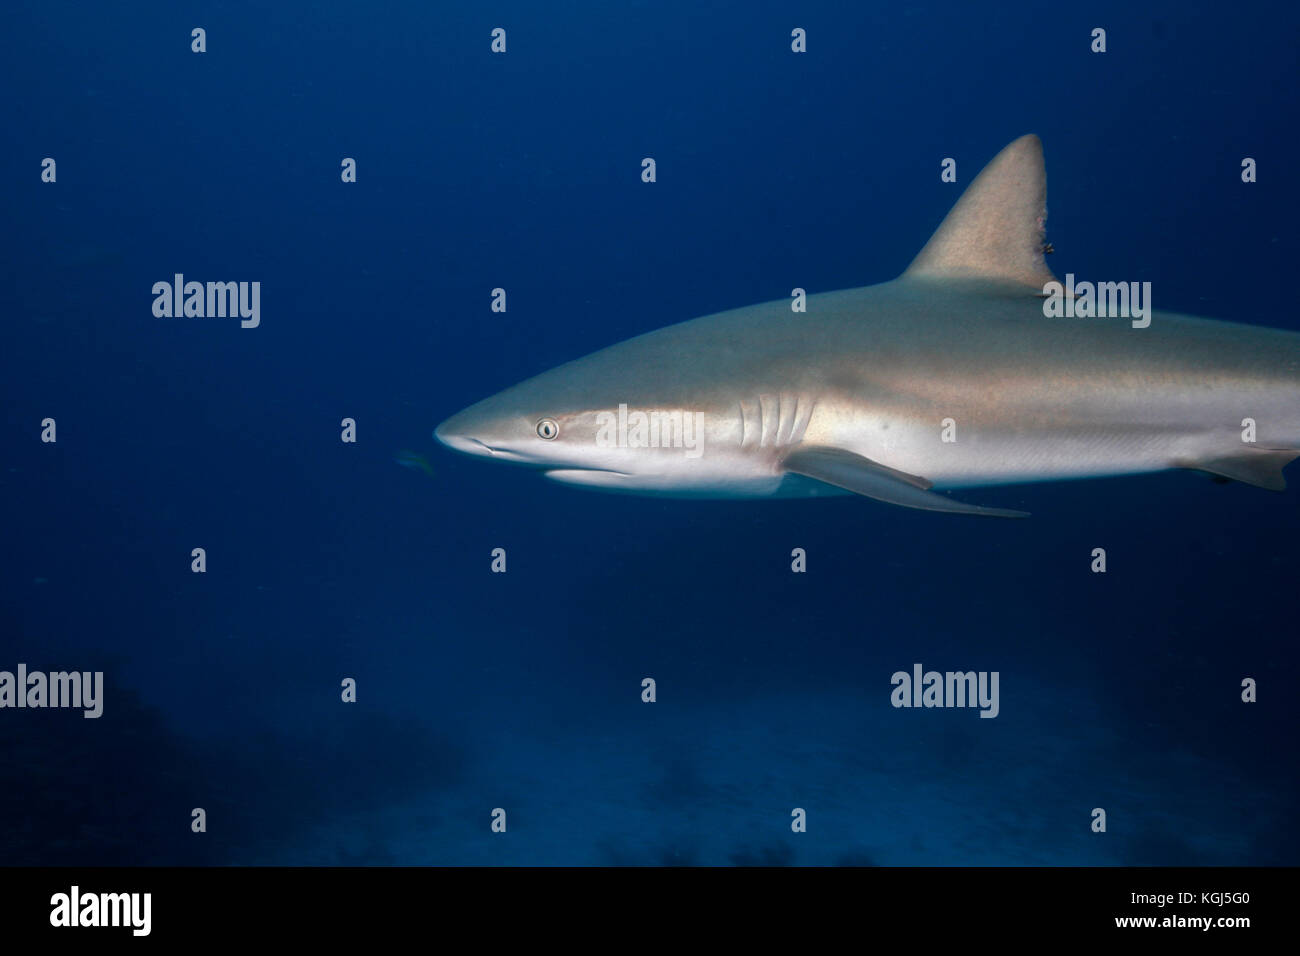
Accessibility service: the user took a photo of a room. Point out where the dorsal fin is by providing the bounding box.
[902,134,1058,290]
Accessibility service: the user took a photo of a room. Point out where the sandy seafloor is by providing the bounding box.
[249,683,1282,866]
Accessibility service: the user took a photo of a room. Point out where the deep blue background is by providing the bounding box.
[1,1,1297,864]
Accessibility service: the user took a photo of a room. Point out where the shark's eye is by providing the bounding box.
[536,418,559,440]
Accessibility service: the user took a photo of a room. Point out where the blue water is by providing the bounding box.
[2,0,1297,865]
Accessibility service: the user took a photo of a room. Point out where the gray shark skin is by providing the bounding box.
[435,135,1300,516]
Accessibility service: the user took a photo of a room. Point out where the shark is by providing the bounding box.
[435,135,1300,516]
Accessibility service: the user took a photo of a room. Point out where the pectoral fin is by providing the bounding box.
[1177,450,1299,491]
[783,446,1029,518]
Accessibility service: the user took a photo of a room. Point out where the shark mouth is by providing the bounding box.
[456,440,630,477]
[466,439,531,463]
[544,469,633,486]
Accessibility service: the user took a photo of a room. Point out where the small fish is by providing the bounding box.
[395,450,435,478]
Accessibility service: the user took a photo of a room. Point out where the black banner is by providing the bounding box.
[0,866,1283,942]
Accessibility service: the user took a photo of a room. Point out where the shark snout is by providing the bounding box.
[435,407,536,463]
[434,412,492,456]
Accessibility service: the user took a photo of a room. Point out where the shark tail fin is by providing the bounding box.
[902,134,1058,292]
